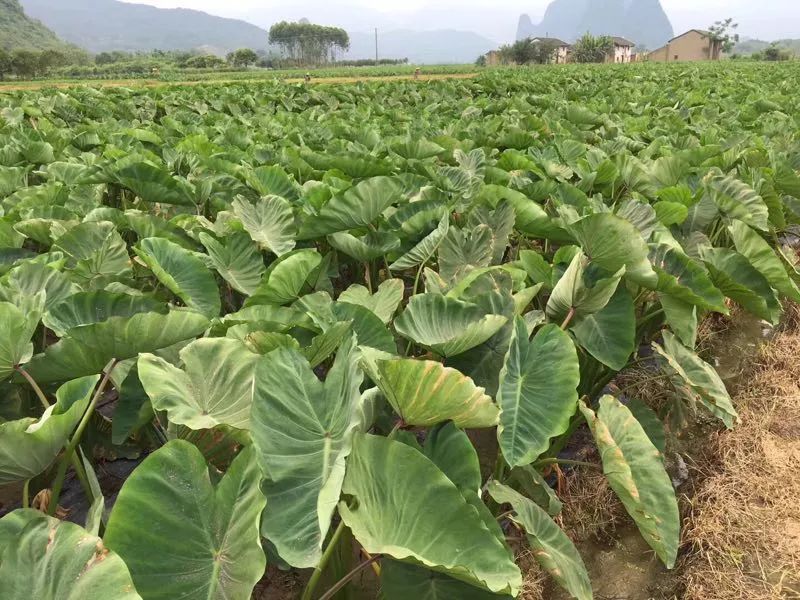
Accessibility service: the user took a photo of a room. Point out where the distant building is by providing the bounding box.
[610,37,635,63]
[529,37,572,64]
[648,29,723,62]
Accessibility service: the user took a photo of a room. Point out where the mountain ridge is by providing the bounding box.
[0,0,74,51]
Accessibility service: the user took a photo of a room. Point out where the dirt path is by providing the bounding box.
[0,72,479,92]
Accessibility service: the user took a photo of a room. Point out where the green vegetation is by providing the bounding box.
[268,20,351,66]
[0,61,799,599]
[571,33,614,63]
[494,38,561,65]
[0,0,78,53]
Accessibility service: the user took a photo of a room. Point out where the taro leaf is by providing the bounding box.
[700,247,781,324]
[488,481,591,600]
[518,250,553,288]
[111,366,154,445]
[327,230,401,262]
[250,336,364,568]
[704,169,769,232]
[649,244,727,312]
[331,302,397,354]
[0,375,98,485]
[508,465,562,516]
[375,358,499,428]
[654,201,688,226]
[389,213,449,272]
[390,137,445,160]
[438,225,494,282]
[469,200,516,264]
[246,249,322,306]
[113,161,194,206]
[572,287,636,370]
[338,279,404,324]
[135,237,221,318]
[104,441,266,600]
[199,232,266,296]
[497,319,580,467]
[303,321,353,368]
[339,434,521,595]
[381,559,512,600]
[22,308,210,383]
[579,396,679,568]
[0,298,43,381]
[729,220,800,302]
[2,262,78,311]
[232,195,296,257]
[565,213,657,287]
[546,252,624,324]
[422,421,481,493]
[298,176,402,239]
[80,448,105,536]
[43,291,165,337]
[626,398,667,457]
[394,294,508,357]
[52,221,130,284]
[658,293,697,347]
[0,510,141,600]
[245,165,299,200]
[653,331,738,428]
[138,338,259,430]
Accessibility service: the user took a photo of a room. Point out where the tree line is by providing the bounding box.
[268,21,350,66]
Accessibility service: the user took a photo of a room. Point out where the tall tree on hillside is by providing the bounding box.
[707,18,739,59]
[10,49,39,78]
[268,21,350,66]
[571,34,614,63]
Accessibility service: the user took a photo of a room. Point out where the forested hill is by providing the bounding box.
[0,0,73,51]
[19,0,270,53]
[517,0,674,50]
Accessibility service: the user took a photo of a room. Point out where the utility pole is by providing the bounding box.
[375,28,379,66]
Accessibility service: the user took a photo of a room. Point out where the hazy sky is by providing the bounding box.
[122,0,800,43]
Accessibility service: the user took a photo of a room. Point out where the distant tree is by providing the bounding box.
[763,43,791,61]
[707,18,739,59]
[38,49,67,75]
[500,38,560,65]
[571,34,614,63]
[11,49,40,79]
[184,54,225,69]
[475,54,487,67]
[268,21,350,65]
[226,48,258,68]
[0,49,11,81]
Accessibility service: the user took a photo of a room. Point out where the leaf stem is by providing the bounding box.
[15,366,50,409]
[560,307,576,330]
[22,480,30,509]
[317,555,381,600]
[302,519,347,600]
[48,362,117,516]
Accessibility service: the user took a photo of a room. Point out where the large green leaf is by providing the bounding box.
[653,331,738,428]
[728,220,800,302]
[649,244,727,312]
[112,161,194,206]
[572,287,636,370]
[298,176,402,239]
[232,195,296,257]
[338,279,404,324]
[339,434,521,595]
[389,214,449,272]
[579,396,679,568]
[22,308,210,383]
[199,232,266,296]
[438,225,494,282]
[104,441,266,600]
[0,375,98,485]
[0,298,42,381]
[488,482,592,600]
[497,319,580,467]
[245,165,299,200]
[394,293,508,357]
[43,291,165,337]
[135,237,220,318]
[138,337,259,430]
[250,336,364,568]
[546,252,624,324]
[704,169,769,231]
[246,249,321,306]
[0,510,141,600]
[565,213,657,287]
[700,247,781,324]
[52,221,131,285]
[382,559,512,600]
[327,230,401,262]
[375,358,499,428]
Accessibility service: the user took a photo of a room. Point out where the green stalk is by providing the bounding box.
[318,555,381,600]
[16,366,50,409]
[69,453,94,505]
[302,520,347,600]
[22,480,30,509]
[560,307,576,330]
[47,362,117,516]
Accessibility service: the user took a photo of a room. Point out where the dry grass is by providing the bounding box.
[681,304,800,600]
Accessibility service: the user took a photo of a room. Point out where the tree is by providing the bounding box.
[184,55,226,69]
[38,49,67,75]
[268,21,350,66]
[0,49,11,81]
[707,18,739,59]
[11,49,39,79]
[499,38,560,65]
[571,34,614,63]
[227,48,258,68]
[763,43,790,62]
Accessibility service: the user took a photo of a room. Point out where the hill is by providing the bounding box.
[0,0,73,51]
[346,29,496,64]
[19,0,270,53]
[734,38,800,56]
[517,0,674,50]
